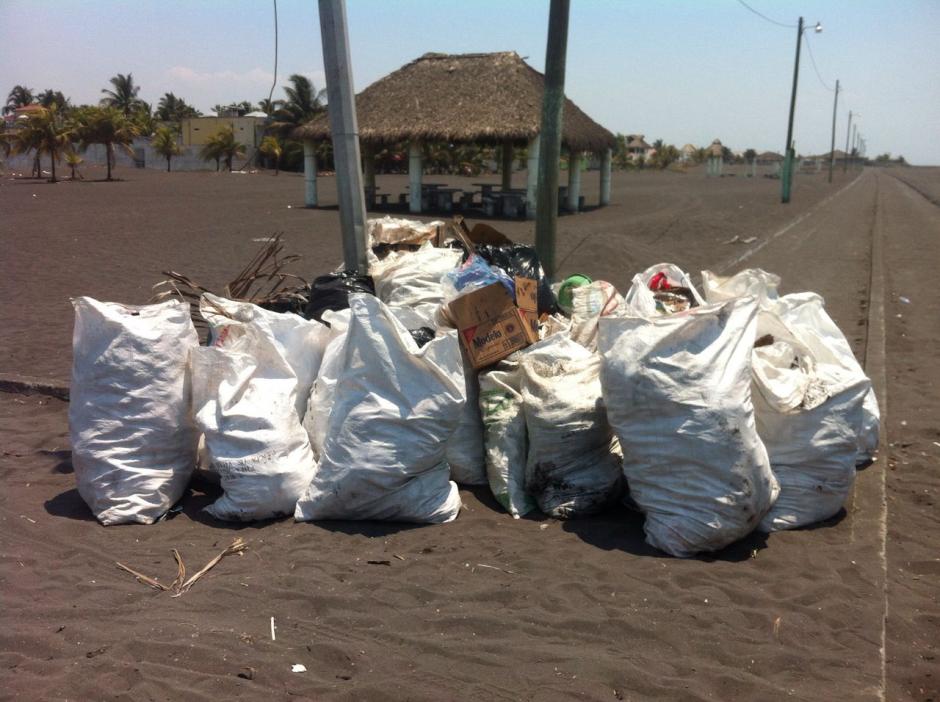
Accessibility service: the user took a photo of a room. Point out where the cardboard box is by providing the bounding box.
[448,276,538,370]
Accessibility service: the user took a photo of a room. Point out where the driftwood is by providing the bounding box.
[115,538,248,597]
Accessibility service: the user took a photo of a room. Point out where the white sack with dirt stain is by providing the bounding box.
[294,294,464,523]
[191,324,315,521]
[521,335,623,518]
[599,297,779,557]
[752,294,871,531]
[70,297,199,525]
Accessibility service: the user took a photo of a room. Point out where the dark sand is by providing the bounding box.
[1,164,937,701]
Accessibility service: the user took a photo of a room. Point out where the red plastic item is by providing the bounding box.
[648,272,672,291]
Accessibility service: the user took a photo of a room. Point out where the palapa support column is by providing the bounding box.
[526,134,540,220]
[362,143,376,208]
[566,149,582,212]
[599,148,612,206]
[303,141,318,208]
[408,141,423,214]
[501,140,514,191]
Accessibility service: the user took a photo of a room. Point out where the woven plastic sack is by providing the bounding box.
[521,335,623,518]
[599,297,779,557]
[70,297,199,525]
[294,295,464,523]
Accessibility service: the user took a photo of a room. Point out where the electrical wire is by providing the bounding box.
[735,0,797,29]
[804,34,834,92]
[267,0,279,107]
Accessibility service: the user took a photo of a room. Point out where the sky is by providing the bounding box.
[2,0,938,164]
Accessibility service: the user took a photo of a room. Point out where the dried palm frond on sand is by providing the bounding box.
[115,538,248,596]
[152,233,308,328]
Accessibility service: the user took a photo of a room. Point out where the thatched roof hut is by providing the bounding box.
[294,51,616,153]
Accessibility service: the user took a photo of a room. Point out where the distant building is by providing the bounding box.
[679,143,697,162]
[3,103,45,130]
[756,151,784,166]
[624,134,652,162]
[180,115,267,156]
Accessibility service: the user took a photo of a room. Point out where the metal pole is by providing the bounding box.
[782,16,803,204]
[843,110,852,173]
[828,79,839,183]
[534,0,570,279]
[851,122,858,169]
[318,0,368,273]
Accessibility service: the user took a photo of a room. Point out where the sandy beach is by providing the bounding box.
[1,165,937,701]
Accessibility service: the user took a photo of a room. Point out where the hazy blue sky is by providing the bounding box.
[2,0,938,163]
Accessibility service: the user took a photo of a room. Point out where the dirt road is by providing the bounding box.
[1,167,937,701]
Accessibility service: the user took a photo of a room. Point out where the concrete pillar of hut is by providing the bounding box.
[362,144,376,190]
[303,141,318,208]
[501,140,514,191]
[408,141,423,214]
[525,134,540,220]
[599,148,612,206]
[566,150,582,212]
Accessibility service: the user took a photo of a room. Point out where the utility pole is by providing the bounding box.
[851,122,858,170]
[781,16,804,204]
[828,79,839,183]
[318,0,368,273]
[843,110,853,173]
[534,0,570,280]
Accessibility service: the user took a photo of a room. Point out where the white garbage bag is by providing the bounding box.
[623,262,705,317]
[368,216,444,246]
[200,293,329,419]
[772,293,880,465]
[521,335,623,518]
[294,295,464,523]
[479,355,535,518]
[192,325,316,521]
[69,297,199,525]
[445,355,488,485]
[369,241,462,308]
[753,297,871,531]
[568,281,624,351]
[301,309,352,460]
[702,269,880,464]
[701,268,781,309]
[598,297,779,557]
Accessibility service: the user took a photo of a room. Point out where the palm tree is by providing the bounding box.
[156,92,201,122]
[151,126,181,172]
[101,73,141,116]
[74,106,140,180]
[132,100,157,137]
[13,105,73,182]
[259,135,283,174]
[4,85,33,114]
[269,74,327,136]
[65,151,84,180]
[257,97,280,116]
[200,126,244,171]
[37,89,69,111]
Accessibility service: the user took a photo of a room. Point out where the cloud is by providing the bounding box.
[167,66,276,84]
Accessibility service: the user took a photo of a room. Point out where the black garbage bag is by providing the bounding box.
[473,244,557,315]
[408,327,436,348]
[304,271,375,324]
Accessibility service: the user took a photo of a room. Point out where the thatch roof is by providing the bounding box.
[625,134,651,150]
[295,52,616,152]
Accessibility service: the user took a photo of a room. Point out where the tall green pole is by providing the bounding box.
[828,79,839,183]
[534,0,570,280]
[781,16,804,204]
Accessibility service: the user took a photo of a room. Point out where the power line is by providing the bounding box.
[804,34,834,91]
[735,0,797,29]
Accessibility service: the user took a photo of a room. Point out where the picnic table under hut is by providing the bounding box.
[294,51,617,217]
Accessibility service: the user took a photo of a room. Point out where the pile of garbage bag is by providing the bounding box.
[68,218,879,558]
